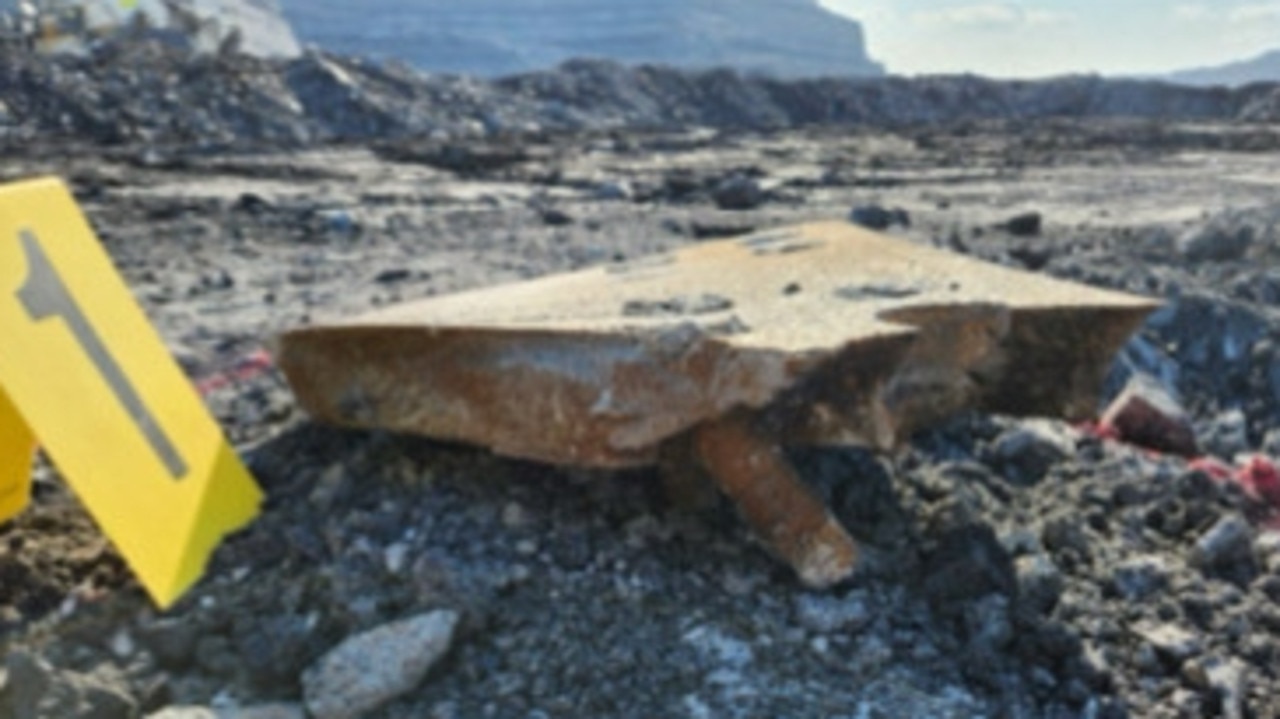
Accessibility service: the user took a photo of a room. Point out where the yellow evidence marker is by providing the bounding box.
[0,177,263,608]
[0,387,35,523]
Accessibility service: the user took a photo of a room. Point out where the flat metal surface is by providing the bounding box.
[277,221,1158,467]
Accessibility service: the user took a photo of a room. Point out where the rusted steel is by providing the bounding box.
[694,413,858,588]
[277,221,1158,586]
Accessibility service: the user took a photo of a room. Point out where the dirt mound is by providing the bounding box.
[1,40,1278,150]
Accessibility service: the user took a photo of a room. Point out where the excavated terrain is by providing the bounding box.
[1,46,1280,719]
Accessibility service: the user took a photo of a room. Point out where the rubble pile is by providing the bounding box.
[0,39,1278,149]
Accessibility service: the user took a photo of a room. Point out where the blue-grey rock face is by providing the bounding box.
[1167,49,1280,87]
[279,0,884,78]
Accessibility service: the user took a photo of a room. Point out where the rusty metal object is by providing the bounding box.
[277,221,1157,586]
[694,413,858,588]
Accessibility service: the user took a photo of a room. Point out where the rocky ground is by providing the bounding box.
[2,45,1280,719]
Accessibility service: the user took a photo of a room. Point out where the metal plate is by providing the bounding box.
[277,222,1157,467]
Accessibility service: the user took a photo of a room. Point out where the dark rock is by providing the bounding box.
[1008,243,1053,270]
[1003,212,1042,237]
[233,193,273,213]
[233,614,319,689]
[374,269,413,284]
[711,175,765,211]
[689,221,756,240]
[1015,553,1063,615]
[964,594,1012,651]
[137,619,201,670]
[1110,555,1170,601]
[1100,374,1198,456]
[1192,515,1257,581]
[849,205,910,231]
[1178,217,1255,262]
[988,420,1074,485]
[539,208,574,226]
[922,525,1015,604]
[1041,516,1091,558]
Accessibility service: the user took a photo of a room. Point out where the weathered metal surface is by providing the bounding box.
[276,221,1158,586]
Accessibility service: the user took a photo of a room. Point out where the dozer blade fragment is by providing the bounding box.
[277,221,1157,586]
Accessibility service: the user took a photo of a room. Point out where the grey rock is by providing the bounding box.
[1104,336,1181,402]
[1134,623,1203,663]
[593,180,634,201]
[1134,226,1177,260]
[1255,532,1280,573]
[1015,553,1064,614]
[989,420,1074,485]
[1183,656,1248,719]
[137,619,200,670]
[1201,408,1250,459]
[711,175,765,211]
[303,610,460,719]
[1261,427,1280,457]
[1167,689,1202,716]
[1192,515,1254,571]
[4,651,137,719]
[681,625,754,669]
[1111,555,1171,601]
[314,209,360,236]
[1178,217,1255,262]
[1205,658,1248,719]
[1080,642,1113,689]
[793,591,873,634]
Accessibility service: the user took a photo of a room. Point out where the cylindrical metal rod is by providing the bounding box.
[694,414,858,588]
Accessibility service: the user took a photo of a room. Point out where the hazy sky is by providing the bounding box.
[820,1,1280,77]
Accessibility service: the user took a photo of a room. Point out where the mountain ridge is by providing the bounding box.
[278,0,884,78]
[1167,49,1280,87]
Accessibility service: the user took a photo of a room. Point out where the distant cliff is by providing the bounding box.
[278,0,884,78]
[1167,50,1280,87]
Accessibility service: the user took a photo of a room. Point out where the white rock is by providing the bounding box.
[148,705,305,719]
[227,704,308,719]
[147,709,218,719]
[303,610,460,719]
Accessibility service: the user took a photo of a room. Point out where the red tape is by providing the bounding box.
[194,349,275,396]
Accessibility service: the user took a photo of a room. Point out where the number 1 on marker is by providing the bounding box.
[15,230,188,480]
[0,176,262,607]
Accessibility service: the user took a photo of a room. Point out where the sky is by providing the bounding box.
[820,0,1280,78]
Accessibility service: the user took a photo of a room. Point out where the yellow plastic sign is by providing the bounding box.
[0,387,34,523]
[0,177,263,607]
